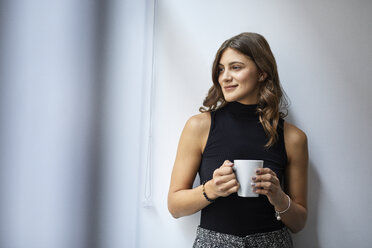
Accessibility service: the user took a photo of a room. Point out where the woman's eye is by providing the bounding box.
[233,66,241,70]
[218,68,224,72]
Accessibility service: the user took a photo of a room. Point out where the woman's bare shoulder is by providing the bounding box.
[183,112,211,153]
[185,112,211,134]
[283,121,308,149]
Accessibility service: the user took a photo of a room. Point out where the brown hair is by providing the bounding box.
[199,32,289,148]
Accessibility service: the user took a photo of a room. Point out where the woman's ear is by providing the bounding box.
[259,72,268,82]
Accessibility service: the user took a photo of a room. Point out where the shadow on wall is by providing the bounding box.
[292,160,320,248]
[286,115,320,248]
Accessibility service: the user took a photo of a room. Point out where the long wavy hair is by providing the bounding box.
[199,32,289,148]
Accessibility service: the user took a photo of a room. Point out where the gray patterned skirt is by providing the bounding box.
[193,226,293,248]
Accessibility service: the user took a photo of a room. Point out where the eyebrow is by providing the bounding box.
[218,61,244,66]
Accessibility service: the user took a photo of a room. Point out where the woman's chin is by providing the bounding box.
[223,95,238,102]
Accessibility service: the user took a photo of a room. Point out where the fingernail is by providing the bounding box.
[227,162,233,165]
[251,182,256,186]
[252,177,256,180]
[256,170,260,174]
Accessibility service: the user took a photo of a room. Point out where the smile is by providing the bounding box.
[224,85,238,91]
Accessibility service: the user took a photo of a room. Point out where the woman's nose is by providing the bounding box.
[220,70,232,82]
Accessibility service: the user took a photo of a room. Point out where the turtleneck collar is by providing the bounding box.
[225,101,259,119]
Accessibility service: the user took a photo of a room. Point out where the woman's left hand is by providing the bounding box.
[252,168,288,211]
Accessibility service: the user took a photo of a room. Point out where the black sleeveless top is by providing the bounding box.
[198,101,288,237]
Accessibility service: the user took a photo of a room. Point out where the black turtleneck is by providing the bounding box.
[226,101,259,119]
[198,101,288,236]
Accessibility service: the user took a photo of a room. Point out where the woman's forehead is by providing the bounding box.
[219,48,252,65]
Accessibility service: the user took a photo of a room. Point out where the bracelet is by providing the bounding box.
[275,194,291,221]
[202,180,215,203]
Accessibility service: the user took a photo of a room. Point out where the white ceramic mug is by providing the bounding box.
[233,160,264,197]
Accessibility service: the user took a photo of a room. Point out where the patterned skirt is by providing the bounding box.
[192,226,293,248]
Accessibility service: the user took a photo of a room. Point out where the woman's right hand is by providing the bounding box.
[206,160,240,199]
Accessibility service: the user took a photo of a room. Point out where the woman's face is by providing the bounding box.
[218,48,262,104]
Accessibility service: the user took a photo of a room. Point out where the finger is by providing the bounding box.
[253,187,270,196]
[214,173,236,185]
[256,167,277,177]
[214,161,234,176]
[253,174,280,185]
[216,166,234,176]
[226,183,239,195]
[252,181,277,191]
[221,160,234,168]
[218,178,239,192]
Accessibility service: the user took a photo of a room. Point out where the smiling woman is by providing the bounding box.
[218,48,262,105]
[168,32,308,248]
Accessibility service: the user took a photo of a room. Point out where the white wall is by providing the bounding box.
[0,1,97,247]
[136,1,372,248]
[97,0,150,247]
[0,0,155,247]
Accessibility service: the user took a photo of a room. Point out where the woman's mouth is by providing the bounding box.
[224,85,238,91]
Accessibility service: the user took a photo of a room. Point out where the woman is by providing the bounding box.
[168,32,308,248]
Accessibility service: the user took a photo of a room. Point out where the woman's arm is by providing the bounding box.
[167,113,211,218]
[167,113,239,218]
[252,121,308,233]
[281,122,308,233]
